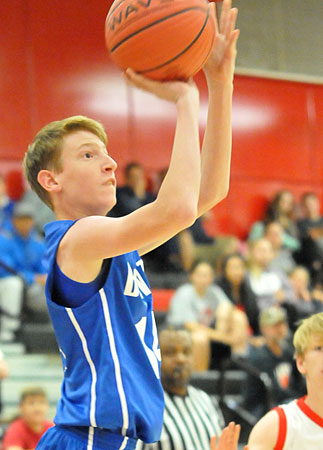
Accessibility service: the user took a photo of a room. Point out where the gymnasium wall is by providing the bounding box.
[1,0,322,238]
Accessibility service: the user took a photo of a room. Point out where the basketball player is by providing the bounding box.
[23,0,239,448]
[247,312,323,449]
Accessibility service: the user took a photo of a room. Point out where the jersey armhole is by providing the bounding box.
[273,406,287,450]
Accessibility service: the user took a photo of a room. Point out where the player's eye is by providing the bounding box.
[84,152,93,159]
[315,346,323,351]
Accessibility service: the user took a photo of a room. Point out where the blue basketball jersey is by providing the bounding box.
[43,220,164,444]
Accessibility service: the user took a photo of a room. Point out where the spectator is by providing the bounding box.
[167,261,249,371]
[19,187,55,237]
[0,347,9,414]
[0,202,48,320]
[249,190,300,251]
[136,328,225,449]
[109,162,155,217]
[243,307,306,420]
[0,174,14,231]
[297,192,323,283]
[216,253,260,336]
[264,221,296,274]
[2,386,53,450]
[246,238,294,312]
[0,232,24,342]
[247,312,323,450]
[289,266,323,324]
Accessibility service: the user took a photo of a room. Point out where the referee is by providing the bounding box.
[136,328,224,450]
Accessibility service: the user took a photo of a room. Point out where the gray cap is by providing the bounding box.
[13,202,35,219]
[260,307,287,326]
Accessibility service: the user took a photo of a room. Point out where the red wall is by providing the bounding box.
[1,0,322,238]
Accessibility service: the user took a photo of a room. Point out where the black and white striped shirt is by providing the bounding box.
[136,385,224,450]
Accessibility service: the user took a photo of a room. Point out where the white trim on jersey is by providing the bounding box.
[66,308,98,427]
[87,426,94,450]
[99,288,129,436]
[119,436,129,450]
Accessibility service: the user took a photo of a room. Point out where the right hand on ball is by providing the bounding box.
[124,68,199,105]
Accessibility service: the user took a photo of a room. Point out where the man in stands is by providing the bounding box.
[2,387,53,450]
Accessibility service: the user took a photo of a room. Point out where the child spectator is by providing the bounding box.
[2,387,53,450]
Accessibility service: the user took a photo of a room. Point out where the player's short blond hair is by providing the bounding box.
[23,115,107,209]
[293,312,323,357]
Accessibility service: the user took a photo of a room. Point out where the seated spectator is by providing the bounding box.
[297,192,323,283]
[246,238,294,312]
[243,307,306,420]
[19,187,55,237]
[249,190,300,251]
[0,203,48,323]
[109,162,155,217]
[167,261,249,371]
[0,173,14,231]
[264,221,296,274]
[289,266,323,325]
[216,253,260,336]
[2,387,53,450]
[136,328,225,450]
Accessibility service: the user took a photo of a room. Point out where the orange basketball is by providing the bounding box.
[105,0,216,81]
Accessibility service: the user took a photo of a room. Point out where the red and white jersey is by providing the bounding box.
[274,396,323,449]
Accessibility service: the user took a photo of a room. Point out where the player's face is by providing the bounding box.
[160,330,193,394]
[297,334,323,387]
[55,130,117,217]
[20,395,48,427]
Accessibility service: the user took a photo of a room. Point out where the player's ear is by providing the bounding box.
[296,354,306,375]
[37,169,61,193]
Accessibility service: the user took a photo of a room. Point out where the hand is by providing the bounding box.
[203,0,239,83]
[124,69,199,105]
[210,422,242,450]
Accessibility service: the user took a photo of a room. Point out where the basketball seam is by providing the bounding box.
[109,6,206,54]
[139,7,210,75]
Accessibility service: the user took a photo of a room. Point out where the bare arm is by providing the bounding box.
[198,0,239,216]
[248,410,279,450]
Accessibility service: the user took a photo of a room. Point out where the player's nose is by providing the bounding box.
[103,155,118,172]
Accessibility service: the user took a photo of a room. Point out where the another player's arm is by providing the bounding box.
[247,410,280,450]
[198,0,239,216]
[210,422,242,450]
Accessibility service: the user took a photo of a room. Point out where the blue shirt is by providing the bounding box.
[44,220,164,443]
[0,226,46,284]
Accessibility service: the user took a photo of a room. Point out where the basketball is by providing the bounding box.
[105,0,216,81]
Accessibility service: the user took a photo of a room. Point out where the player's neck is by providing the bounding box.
[305,386,323,418]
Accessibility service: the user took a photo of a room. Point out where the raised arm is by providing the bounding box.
[198,0,239,216]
